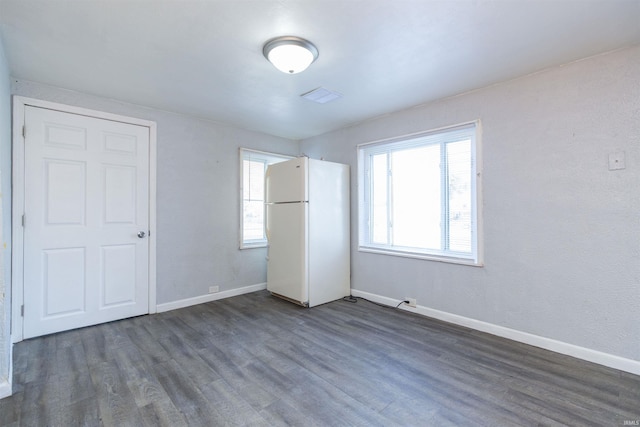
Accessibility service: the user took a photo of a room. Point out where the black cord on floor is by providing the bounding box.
[342,295,410,309]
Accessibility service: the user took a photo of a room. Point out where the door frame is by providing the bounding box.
[11,96,157,343]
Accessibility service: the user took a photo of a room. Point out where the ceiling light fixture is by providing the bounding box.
[263,36,319,74]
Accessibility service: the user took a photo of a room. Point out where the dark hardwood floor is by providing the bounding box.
[1,290,638,426]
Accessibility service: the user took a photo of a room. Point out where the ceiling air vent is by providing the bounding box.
[301,87,343,104]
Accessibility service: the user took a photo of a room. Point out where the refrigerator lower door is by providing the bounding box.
[266,202,308,305]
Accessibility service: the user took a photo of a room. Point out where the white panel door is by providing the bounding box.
[23,106,150,339]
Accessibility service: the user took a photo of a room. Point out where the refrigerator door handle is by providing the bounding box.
[265,202,270,242]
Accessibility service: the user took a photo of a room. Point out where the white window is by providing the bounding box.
[358,121,482,265]
[240,148,292,248]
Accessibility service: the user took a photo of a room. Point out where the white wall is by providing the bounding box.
[12,79,299,305]
[301,45,640,364]
[0,35,11,397]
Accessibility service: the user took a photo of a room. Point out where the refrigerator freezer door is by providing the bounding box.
[265,157,308,203]
[266,202,309,305]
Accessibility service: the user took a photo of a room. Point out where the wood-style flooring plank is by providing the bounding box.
[150,359,226,427]
[198,379,270,427]
[137,398,189,427]
[123,322,172,367]
[156,334,221,387]
[3,290,639,426]
[89,361,145,427]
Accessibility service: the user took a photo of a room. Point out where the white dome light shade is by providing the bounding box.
[263,36,319,74]
[267,44,314,74]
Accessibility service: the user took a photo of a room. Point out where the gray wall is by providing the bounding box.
[0,35,11,389]
[6,43,639,374]
[301,45,640,362]
[12,79,299,304]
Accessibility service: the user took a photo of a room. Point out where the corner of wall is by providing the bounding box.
[0,32,13,398]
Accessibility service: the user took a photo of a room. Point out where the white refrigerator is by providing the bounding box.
[265,157,350,307]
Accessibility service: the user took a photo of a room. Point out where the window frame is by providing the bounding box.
[357,121,483,266]
[239,148,293,249]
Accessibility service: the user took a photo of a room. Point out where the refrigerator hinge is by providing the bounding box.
[21,305,24,317]
[22,125,26,138]
[22,214,26,227]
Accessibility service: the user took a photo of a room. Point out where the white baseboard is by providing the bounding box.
[156,283,267,313]
[0,379,11,399]
[351,289,640,376]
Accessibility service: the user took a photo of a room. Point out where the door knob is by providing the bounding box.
[137,231,146,238]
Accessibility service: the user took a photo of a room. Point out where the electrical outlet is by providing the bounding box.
[608,151,626,171]
[405,298,417,308]
[209,286,220,294]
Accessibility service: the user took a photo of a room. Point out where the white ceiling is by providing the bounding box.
[1,1,639,140]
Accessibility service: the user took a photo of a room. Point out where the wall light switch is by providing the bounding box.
[608,151,625,171]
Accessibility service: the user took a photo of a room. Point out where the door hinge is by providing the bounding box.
[22,125,26,138]
[21,214,26,227]
[21,305,24,317]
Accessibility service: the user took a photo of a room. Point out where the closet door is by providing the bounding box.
[23,105,150,338]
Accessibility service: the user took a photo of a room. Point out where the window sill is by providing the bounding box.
[240,242,267,250]
[358,246,483,267]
